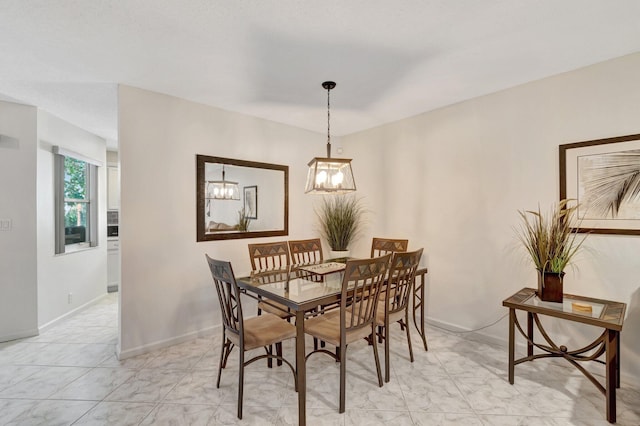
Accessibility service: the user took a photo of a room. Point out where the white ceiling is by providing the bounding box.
[2,1,640,150]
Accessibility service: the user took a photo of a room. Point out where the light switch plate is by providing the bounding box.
[0,219,12,231]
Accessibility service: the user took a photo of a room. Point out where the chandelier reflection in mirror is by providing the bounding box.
[207,165,240,200]
[305,81,356,193]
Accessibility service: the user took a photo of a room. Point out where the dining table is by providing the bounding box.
[235,259,428,425]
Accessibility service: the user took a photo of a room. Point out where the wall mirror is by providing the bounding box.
[196,155,288,241]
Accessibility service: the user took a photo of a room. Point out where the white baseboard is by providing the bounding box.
[117,325,220,360]
[0,328,40,343]
[38,293,110,332]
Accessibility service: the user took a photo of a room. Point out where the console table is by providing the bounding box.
[503,288,626,423]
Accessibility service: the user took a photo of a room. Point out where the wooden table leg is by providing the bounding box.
[617,334,621,389]
[296,310,306,426]
[509,308,515,385]
[605,329,617,423]
[527,312,534,357]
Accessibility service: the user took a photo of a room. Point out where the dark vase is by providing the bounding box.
[537,270,565,302]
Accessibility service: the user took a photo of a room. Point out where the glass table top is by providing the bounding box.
[257,274,344,303]
[239,267,346,306]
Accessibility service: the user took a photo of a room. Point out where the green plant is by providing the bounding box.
[516,199,587,273]
[316,195,364,251]
[237,208,251,231]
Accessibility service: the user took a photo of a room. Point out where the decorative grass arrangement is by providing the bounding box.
[516,199,587,273]
[316,195,364,251]
[237,208,251,231]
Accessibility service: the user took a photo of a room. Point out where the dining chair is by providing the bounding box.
[370,237,409,257]
[248,241,291,271]
[289,238,327,350]
[304,254,392,413]
[249,267,294,366]
[248,241,292,319]
[375,248,423,382]
[288,238,324,266]
[369,237,409,334]
[288,238,325,283]
[205,255,297,419]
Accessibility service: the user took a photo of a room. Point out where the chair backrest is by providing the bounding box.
[288,238,324,266]
[340,254,392,334]
[205,255,244,343]
[248,241,290,271]
[386,248,424,316]
[370,237,409,258]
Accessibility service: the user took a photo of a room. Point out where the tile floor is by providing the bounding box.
[0,293,638,425]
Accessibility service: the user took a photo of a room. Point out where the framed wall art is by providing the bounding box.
[559,133,640,235]
[244,185,258,219]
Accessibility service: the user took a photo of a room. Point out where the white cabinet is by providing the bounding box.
[107,239,120,292]
[107,166,120,210]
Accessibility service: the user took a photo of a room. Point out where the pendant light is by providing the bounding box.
[206,164,240,200]
[305,81,356,193]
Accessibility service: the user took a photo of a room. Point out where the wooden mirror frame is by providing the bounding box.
[196,155,289,241]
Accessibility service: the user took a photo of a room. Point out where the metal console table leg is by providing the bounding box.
[512,311,620,423]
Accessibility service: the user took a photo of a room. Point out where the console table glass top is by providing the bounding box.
[527,294,605,318]
[504,287,625,330]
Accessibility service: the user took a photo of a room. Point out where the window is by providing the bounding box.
[54,148,99,254]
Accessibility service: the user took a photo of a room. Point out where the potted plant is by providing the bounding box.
[316,195,364,259]
[237,208,251,232]
[515,199,587,302]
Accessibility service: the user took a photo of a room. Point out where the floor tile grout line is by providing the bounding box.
[442,349,484,422]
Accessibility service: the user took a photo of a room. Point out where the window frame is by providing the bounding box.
[53,147,100,254]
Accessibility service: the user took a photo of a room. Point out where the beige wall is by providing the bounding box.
[344,52,640,383]
[0,101,38,341]
[36,110,108,327]
[118,53,640,382]
[0,104,107,339]
[117,86,331,357]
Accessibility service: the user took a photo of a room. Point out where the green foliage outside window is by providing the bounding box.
[64,157,88,228]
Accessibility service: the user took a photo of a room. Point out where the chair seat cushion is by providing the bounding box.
[304,309,373,346]
[228,312,296,351]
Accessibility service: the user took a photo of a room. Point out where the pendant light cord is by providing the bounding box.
[326,85,331,158]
